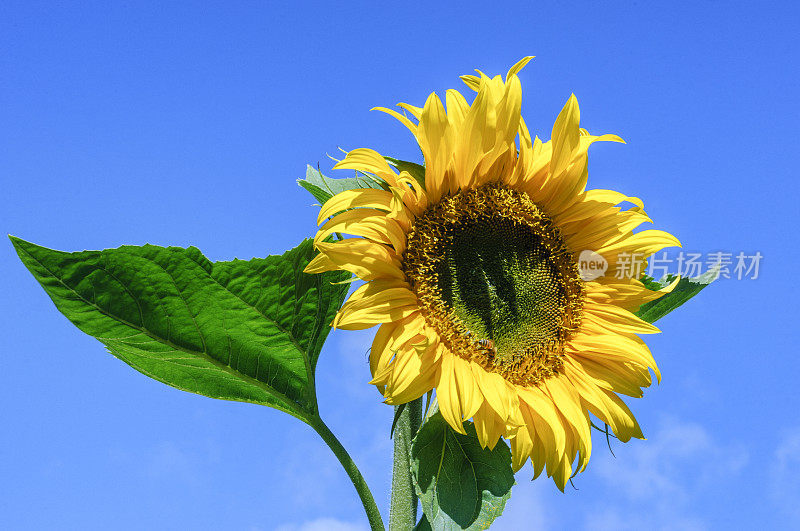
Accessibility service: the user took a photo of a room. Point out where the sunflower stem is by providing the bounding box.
[389,398,423,531]
[310,415,386,531]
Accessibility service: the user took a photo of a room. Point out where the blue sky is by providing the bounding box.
[1,1,798,529]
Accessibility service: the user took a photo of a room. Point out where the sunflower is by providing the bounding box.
[305,57,680,490]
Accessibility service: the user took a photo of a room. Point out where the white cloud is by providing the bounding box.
[586,415,748,530]
[274,517,369,531]
[769,428,800,524]
[493,481,550,530]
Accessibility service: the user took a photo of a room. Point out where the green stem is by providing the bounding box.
[389,398,423,531]
[310,416,386,531]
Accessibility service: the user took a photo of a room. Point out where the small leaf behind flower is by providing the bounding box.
[10,236,349,422]
[298,164,385,205]
[385,156,426,189]
[411,412,514,530]
[637,268,718,323]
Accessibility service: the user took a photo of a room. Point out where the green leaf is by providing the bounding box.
[385,156,426,189]
[10,236,349,422]
[297,164,386,205]
[411,412,514,530]
[636,268,718,323]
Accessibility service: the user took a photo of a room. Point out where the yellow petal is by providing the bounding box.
[517,386,566,463]
[510,423,534,472]
[418,92,452,202]
[470,362,511,421]
[472,401,505,450]
[454,356,483,420]
[547,133,626,215]
[394,171,429,216]
[334,280,418,330]
[317,189,394,224]
[303,252,338,275]
[445,89,469,131]
[315,209,407,254]
[396,102,422,119]
[506,56,534,81]
[386,186,415,234]
[584,189,645,211]
[460,73,480,92]
[385,359,439,405]
[369,312,424,381]
[453,77,493,188]
[516,136,553,197]
[581,302,661,335]
[372,106,418,136]
[585,275,679,319]
[437,354,467,434]
[567,328,661,382]
[333,147,400,187]
[387,339,438,399]
[561,209,652,251]
[543,376,591,471]
[597,230,682,266]
[550,454,572,492]
[549,94,581,182]
[570,354,647,397]
[495,74,522,151]
[315,239,404,281]
[530,429,547,480]
[563,359,644,442]
[386,313,429,354]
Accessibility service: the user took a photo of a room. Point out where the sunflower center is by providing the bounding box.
[403,184,584,385]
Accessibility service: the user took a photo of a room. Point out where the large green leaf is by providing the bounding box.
[10,236,349,422]
[297,164,386,205]
[636,268,718,323]
[411,412,514,531]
